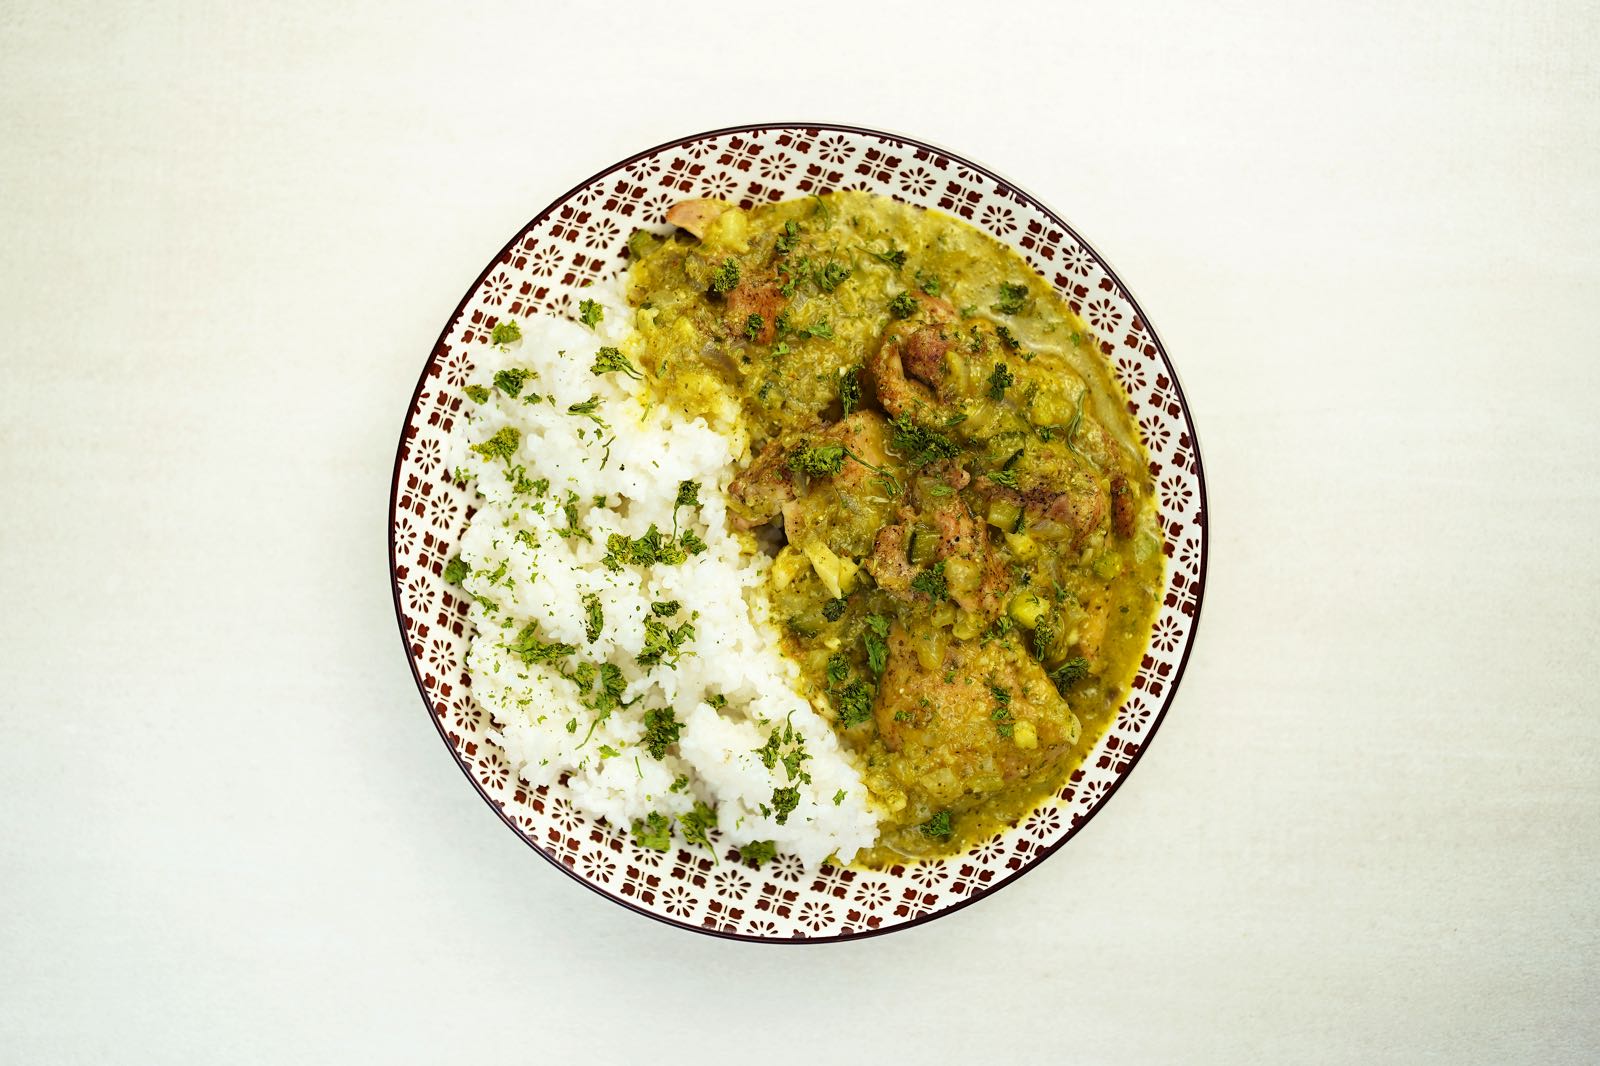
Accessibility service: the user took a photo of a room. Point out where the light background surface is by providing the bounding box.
[3,2,1597,1062]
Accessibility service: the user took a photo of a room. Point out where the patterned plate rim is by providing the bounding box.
[388,122,1209,943]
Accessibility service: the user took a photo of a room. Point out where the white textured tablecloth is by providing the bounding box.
[3,2,1596,1062]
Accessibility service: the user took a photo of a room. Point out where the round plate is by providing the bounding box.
[389,123,1208,942]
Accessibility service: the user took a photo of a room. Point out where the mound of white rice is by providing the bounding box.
[450,278,879,868]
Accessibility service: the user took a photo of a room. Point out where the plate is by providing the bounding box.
[389,124,1207,941]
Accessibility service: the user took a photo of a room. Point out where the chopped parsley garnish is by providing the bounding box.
[993,282,1029,315]
[815,260,851,292]
[668,480,706,554]
[738,840,777,867]
[754,717,812,825]
[443,555,469,585]
[990,684,1014,735]
[651,600,680,617]
[489,320,522,346]
[800,319,834,340]
[987,362,1015,400]
[839,365,862,416]
[777,261,804,299]
[989,467,1020,489]
[921,811,953,840]
[1032,614,1058,662]
[770,787,801,825]
[870,245,907,269]
[833,789,847,806]
[911,560,948,602]
[587,662,628,713]
[790,437,900,498]
[578,298,603,328]
[1050,656,1091,691]
[888,291,917,319]
[706,693,727,709]
[774,219,801,255]
[821,597,848,622]
[669,774,690,793]
[788,442,846,477]
[864,614,889,676]
[916,271,941,296]
[835,680,874,727]
[825,653,850,686]
[889,416,960,467]
[469,426,520,463]
[464,384,490,404]
[995,324,1022,351]
[494,368,532,398]
[744,313,765,341]
[708,257,741,296]
[641,706,683,759]
[679,801,717,854]
[590,346,642,380]
[984,615,1015,643]
[603,525,682,569]
[567,395,607,427]
[555,490,589,541]
[631,811,672,852]
[504,621,576,666]
[637,617,695,670]
[582,592,603,643]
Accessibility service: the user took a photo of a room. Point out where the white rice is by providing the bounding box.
[450,277,879,868]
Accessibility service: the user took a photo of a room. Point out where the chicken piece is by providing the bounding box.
[1045,474,1108,547]
[664,198,732,239]
[725,280,785,344]
[783,411,902,559]
[919,462,970,494]
[732,411,902,545]
[863,515,915,595]
[900,324,950,388]
[1109,475,1136,539]
[1073,591,1111,668]
[728,441,798,529]
[874,625,1081,809]
[862,481,1010,621]
[866,295,962,421]
[976,438,1111,552]
[919,493,1011,620]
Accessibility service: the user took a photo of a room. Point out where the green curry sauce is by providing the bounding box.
[627,192,1162,866]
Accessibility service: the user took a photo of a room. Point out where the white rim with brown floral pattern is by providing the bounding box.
[389,124,1207,942]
